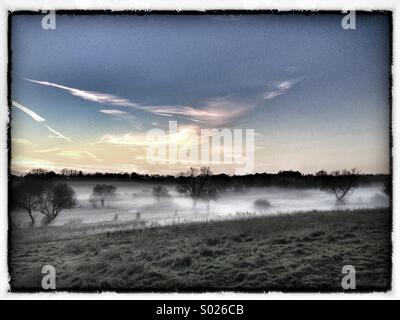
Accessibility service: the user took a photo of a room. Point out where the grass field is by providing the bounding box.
[9,208,391,292]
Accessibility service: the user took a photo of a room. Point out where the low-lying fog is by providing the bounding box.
[12,181,390,228]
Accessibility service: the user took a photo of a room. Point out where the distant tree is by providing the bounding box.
[200,185,220,212]
[176,167,212,209]
[12,178,44,226]
[28,168,48,176]
[39,182,77,224]
[60,168,79,177]
[152,185,171,203]
[315,170,328,176]
[383,180,392,197]
[321,169,361,202]
[232,181,246,193]
[89,196,98,208]
[91,184,116,207]
[254,198,271,209]
[277,170,302,178]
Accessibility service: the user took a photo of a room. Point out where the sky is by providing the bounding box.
[10,13,391,175]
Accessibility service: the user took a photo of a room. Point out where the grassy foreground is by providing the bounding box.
[9,208,391,292]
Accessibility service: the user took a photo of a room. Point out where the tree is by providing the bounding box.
[315,170,328,176]
[28,168,48,176]
[176,167,212,209]
[39,182,77,224]
[321,168,360,202]
[60,168,79,177]
[12,178,44,226]
[152,185,171,203]
[383,179,392,197]
[91,184,116,207]
[200,185,220,212]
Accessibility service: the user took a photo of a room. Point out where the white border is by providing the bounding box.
[0,0,397,300]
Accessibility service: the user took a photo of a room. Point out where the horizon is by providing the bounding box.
[10,13,391,175]
[10,167,390,177]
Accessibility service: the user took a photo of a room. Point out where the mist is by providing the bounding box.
[11,181,390,228]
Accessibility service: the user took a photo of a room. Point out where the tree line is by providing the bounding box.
[12,167,388,188]
[10,167,391,227]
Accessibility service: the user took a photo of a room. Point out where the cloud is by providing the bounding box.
[12,99,102,165]
[144,106,220,118]
[12,100,75,143]
[11,158,57,172]
[25,77,301,127]
[44,125,73,142]
[25,78,139,108]
[142,98,254,126]
[56,150,84,159]
[12,100,103,161]
[24,78,253,125]
[99,132,150,146]
[13,138,32,145]
[84,150,102,162]
[263,79,302,100]
[99,124,201,147]
[99,109,128,116]
[36,147,62,153]
[12,101,45,122]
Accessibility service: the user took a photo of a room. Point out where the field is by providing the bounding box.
[9,207,391,292]
[10,181,389,228]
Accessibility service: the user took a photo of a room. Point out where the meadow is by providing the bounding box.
[9,207,391,291]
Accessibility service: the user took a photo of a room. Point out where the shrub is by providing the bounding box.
[254,198,271,209]
[152,186,171,202]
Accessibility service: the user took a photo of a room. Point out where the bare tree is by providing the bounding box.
[152,185,171,203]
[176,167,212,209]
[60,168,79,177]
[39,182,77,224]
[321,168,361,202]
[12,178,44,226]
[91,184,116,207]
[28,168,48,176]
[200,185,220,212]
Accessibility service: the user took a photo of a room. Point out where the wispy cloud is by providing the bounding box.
[25,77,302,127]
[144,104,247,125]
[44,124,73,143]
[99,132,151,146]
[99,124,201,147]
[36,147,62,153]
[25,78,139,108]
[99,109,128,116]
[13,138,32,145]
[12,101,45,122]
[264,78,302,100]
[12,99,101,163]
[12,100,73,142]
[56,150,84,159]
[12,158,57,172]
[24,79,254,125]
[84,150,102,161]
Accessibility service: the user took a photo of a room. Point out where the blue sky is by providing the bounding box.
[10,13,391,174]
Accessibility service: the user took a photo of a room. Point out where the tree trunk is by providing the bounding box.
[27,209,35,226]
[192,198,198,213]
